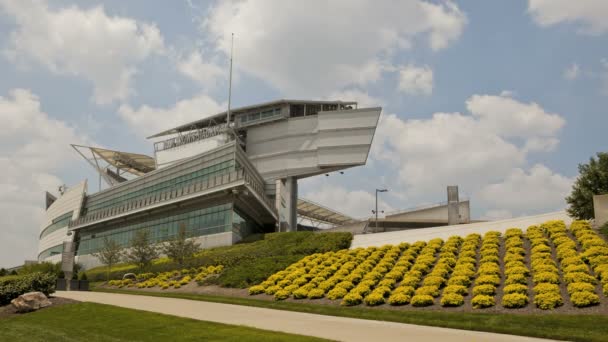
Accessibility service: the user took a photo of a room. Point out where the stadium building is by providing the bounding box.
[38,100,382,268]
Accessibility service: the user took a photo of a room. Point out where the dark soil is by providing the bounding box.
[0,296,79,320]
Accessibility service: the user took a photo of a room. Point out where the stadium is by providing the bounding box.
[38,99,384,269]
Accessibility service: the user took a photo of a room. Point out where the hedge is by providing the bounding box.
[0,272,56,305]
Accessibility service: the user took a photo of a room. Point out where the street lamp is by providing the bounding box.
[373,188,388,233]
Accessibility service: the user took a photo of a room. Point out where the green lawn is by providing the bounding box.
[96,288,608,342]
[0,302,330,342]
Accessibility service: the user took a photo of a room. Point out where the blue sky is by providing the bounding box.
[0,0,607,267]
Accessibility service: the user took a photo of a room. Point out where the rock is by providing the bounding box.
[11,292,52,313]
[123,273,137,281]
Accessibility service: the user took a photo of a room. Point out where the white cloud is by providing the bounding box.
[302,184,394,220]
[0,0,165,104]
[324,89,384,108]
[118,94,226,137]
[477,164,574,215]
[177,51,226,89]
[398,64,434,95]
[372,92,566,198]
[528,0,608,34]
[202,0,466,96]
[0,89,90,267]
[563,63,580,80]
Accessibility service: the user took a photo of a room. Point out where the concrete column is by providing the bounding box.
[594,194,608,226]
[447,186,460,226]
[287,177,298,231]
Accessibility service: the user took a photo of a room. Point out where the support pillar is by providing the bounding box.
[287,177,298,232]
[447,186,460,226]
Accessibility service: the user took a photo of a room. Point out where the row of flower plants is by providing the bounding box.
[544,220,601,307]
[501,228,530,308]
[107,265,223,289]
[527,224,564,309]
[438,233,481,307]
[468,231,501,308]
[570,220,608,297]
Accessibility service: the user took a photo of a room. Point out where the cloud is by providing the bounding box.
[0,89,90,268]
[202,0,466,96]
[398,64,434,95]
[118,94,226,137]
[0,0,165,104]
[372,92,566,197]
[177,51,226,89]
[528,0,608,34]
[324,89,384,108]
[477,164,574,215]
[563,63,580,80]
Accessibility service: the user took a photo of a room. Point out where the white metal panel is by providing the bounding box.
[156,134,227,168]
[318,108,381,131]
[42,180,87,230]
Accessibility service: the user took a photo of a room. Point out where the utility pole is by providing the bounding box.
[375,188,388,233]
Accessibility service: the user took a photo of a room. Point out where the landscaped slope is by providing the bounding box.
[249,220,608,310]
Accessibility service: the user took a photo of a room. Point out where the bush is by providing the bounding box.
[274,289,291,300]
[475,275,501,286]
[306,288,325,299]
[504,284,528,295]
[393,286,416,296]
[388,292,411,305]
[570,291,600,307]
[422,276,445,287]
[341,292,363,306]
[292,288,309,299]
[504,274,527,286]
[327,287,348,300]
[472,294,495,309]
[364,292,385,306]
[0,272,56,305]
[447,276,471,287]
[563,272,597,285]
[248,285,265,295]
[415,286,440,297]
[411,294,434,307]
[567,282,596,295]
[472,284,496,296]
[440,293,464,307]
[534,292,563,310]
[443,285,468,296]
[502,293,528,308]
[533,283,560,294]
[533,272,560,285]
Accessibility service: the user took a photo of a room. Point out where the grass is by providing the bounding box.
[0,302,330,342]
[95,287,608,342]
[85,231,352,288]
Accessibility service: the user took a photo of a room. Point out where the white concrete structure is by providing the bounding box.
[594,194,608,226]
[386,200,471,224]
[351,211,572,249]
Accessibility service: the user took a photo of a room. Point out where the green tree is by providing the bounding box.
[123,229,159,272]
[0,268,6,277]
[162,224,200,267]
[566,152,608,219]
[93,237,124,281]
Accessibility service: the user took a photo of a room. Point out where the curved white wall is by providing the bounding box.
[38,180,87,261]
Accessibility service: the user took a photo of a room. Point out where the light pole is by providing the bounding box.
[374,188,388,233]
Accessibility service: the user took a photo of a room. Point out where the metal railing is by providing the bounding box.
[154,123,228,152]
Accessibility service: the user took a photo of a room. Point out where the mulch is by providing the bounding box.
[0,297,79,320]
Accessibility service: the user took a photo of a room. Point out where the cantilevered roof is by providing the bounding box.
[71,144,156,186]
[147,99,358,139]
[297,198,357,226]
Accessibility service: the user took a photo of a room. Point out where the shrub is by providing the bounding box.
[564,264,589,274]
[503,284,528,295]
[248,285,265,295]
[327,287,348,300]
[415,286,440,297]
[422,276,445,287]
[0,272,56,305]
[440,293,464,307]
[563,272,597,285]
[533,283,560,294]
[364,292,385,306]
[292,288,309,299]
[274,289,291,300]
[533,272,560,285]
[400,276,420,287]
[341,292,363,306]
[447,276,471,287]
[534,292,563,310]
[411,294,434,307]
[477,264,500,276]
[472,284,496,296]
[567,282,596,295]
[443,285,468,296]
[504,274,527,286]
[475,275,501,286]
[393,286,416,296]
[502,293,528,308]
[388,292,411,305]
[472,294,495,309]
[307,288,325,299]
[570,291,600,307]
[335,281,355,291]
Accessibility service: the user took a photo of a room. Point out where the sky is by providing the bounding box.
[0,0,607,268]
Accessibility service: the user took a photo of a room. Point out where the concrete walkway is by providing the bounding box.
[56,291,555,342]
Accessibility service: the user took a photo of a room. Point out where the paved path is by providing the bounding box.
[56,291,555,342]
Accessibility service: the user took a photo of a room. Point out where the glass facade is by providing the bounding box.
[38,244,63,260]
[76,203,237,256]
[85,160,236,215]
[40,211,73,239]
[239,107,282,125]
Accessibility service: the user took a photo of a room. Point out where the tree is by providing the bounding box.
[0,268,6,277]
[162,224,200,267]
[566,152,608,220]
[123,229,159,272]
[93,237,123,281]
